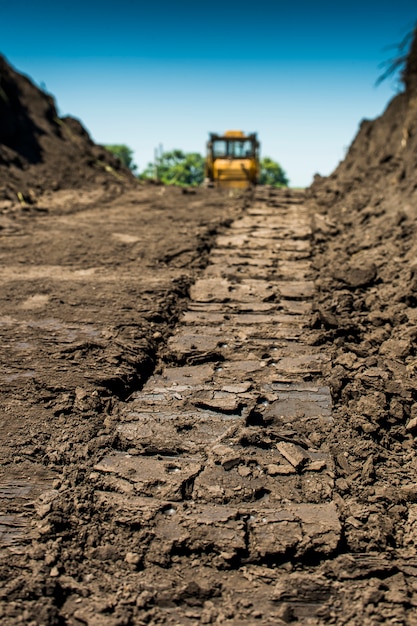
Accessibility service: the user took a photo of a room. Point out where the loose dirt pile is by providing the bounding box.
[309,26,417,416]
[0,56,134,206]
[303,25,417,619]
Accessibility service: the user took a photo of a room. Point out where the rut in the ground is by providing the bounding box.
[81,189,340,619]
[0,189,345,625]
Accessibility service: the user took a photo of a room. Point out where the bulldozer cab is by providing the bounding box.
[212,138,256,159]
[206,131,260,189]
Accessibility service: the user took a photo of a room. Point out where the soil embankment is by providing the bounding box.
[304,25,417,620]
[308,27,417,444]
[0,55,134,206]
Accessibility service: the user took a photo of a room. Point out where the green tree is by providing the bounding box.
[259,157,289,187]
[140,150,205,187]
[104,144,137,173]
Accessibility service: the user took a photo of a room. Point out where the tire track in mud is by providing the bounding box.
[0,189,344,624]
[64,189,342,625]
[0,188,241,602]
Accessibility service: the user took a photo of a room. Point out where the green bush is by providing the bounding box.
[104,144,137,173]
[140,150,205,187]
[259,157,289,187]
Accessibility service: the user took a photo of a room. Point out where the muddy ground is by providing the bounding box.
[0,184,249,624]
[1,181,417,626]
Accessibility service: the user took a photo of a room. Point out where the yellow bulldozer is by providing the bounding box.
[205,130,260,189]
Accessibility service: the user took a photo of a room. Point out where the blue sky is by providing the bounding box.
[1,0,416,187]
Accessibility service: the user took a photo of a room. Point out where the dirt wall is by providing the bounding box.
[309,26,417,217]
[0,55,134,205]
[304,26,417,584]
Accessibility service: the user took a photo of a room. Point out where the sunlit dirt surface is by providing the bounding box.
[1,185,416,625]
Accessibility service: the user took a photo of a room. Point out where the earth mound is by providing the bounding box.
[0,55,134,204]
[309,25,417,222]
[307,25,417,527]
[308,25,417,328]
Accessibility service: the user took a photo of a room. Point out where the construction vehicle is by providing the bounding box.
[205,130,260,189]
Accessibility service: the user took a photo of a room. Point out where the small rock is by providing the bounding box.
[265,463,296,476]
[362,586,384,606]
[201,600,216,624]
[266,464,282,476]
[196,394,242,413]
[276,442,309,470]
[313,212,339,235]
[380,338,410,359]
[222,382,252,393]
[92,544,120,561]
[332,264,377,288]
[74,387,101,412]
[274,602,294,622]
[346,516,362,528]
[36,503,52,518]
[136,590,154,609]
[52,392,74,415]
[336,352,358,369]
[317,308,339,328]
[304,459,327,472]
[185,610,201,619]
[400,484,417,501]
[335,453,351,474]
[125,551,141,565]
[50,566,59,577]
[211,444,241,470]
[336,477,349,492]
[406,416,417,433]
[361,455,375,484]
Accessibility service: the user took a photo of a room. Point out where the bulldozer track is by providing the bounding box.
[1,187,414,625]
[86,189,340,623]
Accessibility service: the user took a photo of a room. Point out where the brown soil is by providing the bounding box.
[1,30,417,625]
[305,26,417,622]
[0,182,244,625]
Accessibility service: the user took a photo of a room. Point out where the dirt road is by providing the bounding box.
[1,185,417,625]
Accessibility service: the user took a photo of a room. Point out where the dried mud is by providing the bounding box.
[0,184,246,625]
[2,181,416,626]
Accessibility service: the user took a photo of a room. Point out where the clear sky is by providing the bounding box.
[1,0,416,187]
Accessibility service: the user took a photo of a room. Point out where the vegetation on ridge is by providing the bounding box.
[106,143,289,187]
